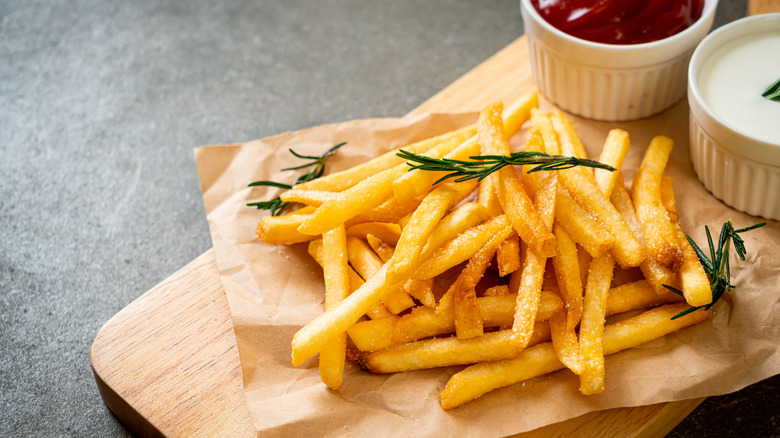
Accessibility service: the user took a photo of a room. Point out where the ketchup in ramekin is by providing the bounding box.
[530,0,705,45]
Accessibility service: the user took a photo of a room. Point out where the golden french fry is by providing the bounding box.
[308,238,393,320]
[550,108,593,182]
[631,136,683,271]
[291,262,404,366]
[556,187,615,258]
[387,179,478,284]
[346,316,398,352]
[451,225,512,339]
[511,154,557,346]
[529,109,562,155]
[551,224,583,331]
[480,102,557,259]
[348,196,422,225]
[403,278,436,308]
[413,214,510,280]
[594,129,630,198]
[318,225,351,389]
[347,222,402,246]
[477,173,503,216]
[440,303,711,409]
[560,168,644,268]
[549,309,583,375]
[256,207,319,245]
[606,279,684,315]
[280,189,339,207]
[366,233,395,263]
[346,236,415,314]
[295,125,477,192]
[484,285,510,297]
[419,202,490,262]
[348,326,550,374]
[496,233,521,277]
[578,253,614,395]
[610,178,676,294]
[661,179,711,307]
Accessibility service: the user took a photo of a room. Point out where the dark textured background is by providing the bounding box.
[1,0,777,436]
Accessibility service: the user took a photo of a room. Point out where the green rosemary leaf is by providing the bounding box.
[762,78,780,101]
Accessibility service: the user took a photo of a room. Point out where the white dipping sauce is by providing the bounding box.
[699,30,780,144]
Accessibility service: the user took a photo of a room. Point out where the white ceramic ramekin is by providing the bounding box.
[688,14,780,221]
[520,0,718,122]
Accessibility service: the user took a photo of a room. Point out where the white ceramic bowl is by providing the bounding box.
[520,0,718,122]
[688,13,780,221]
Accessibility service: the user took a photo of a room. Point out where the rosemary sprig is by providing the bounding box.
[663,220,766,319]
[396,150,615,185]
[762,77,780,102]
[247,142,345,215]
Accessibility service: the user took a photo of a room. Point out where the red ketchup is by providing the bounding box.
[531,0,705,45]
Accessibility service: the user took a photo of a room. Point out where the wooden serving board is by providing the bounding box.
[92,3,779,435]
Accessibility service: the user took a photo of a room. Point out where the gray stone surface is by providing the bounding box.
[0,0,776,436]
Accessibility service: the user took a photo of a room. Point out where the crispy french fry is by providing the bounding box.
[550,108,593,182]
[594,129,630,198]
[308,238,393,320]
[349,325,551,374]
[346,316,398,352]
[560,168,644,268]
[496,233,521,277]
[439,303,711,409]
[511,151,557,346]
[347,236,415,314]
[610,178,676,294]
[366,233,395,263]
[529,109,562,155]
[295,125,477,192]
[556,187,615,257]
[578,253,614,395]
[450,225,513,339]
[480,102,557,258]
[387,179,478,284]
[348,196,422,225]
[484,285,511,297]
[551,224,583,331]
[347,222,402,246]
[280,189,339,207]
[606,279,683,315]
[291,262,405,366]
[256,207,319,245]
[420,202,490,260]
[413,214,510,280]
[477,175,503,216]
[403,278,436,308]
[661,179,712,307]
[549,309,583,375]
[631,136,683,271]
[318,225,351,389]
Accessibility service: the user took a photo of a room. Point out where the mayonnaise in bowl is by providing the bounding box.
[698,31,780,144]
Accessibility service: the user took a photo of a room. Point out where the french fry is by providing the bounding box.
[550,108,593,182]
[551,224,583,331]
[308,238,393,320]
[661,179,712,307]
[280,189,339,207]
[256,207,318,245]
[318,225,351,389]
[611,179,676,294]
[439,303,711,409]
[606,279,683,315]
[413,214,511,280]
[291,262,405,366]
[556,187,614,258]
[346,316,398,352]
[480,102,557,258]
[631,135,683,271]
[346,236,415,314]
[578,253,614,395]
[349,325,551,374]
[549,308,583,375]
[348,196,422,225]
[347,222,402,246]
[366,233,395,263]
[559,168,644,268]
[511,141,557,347]
[496,233,521,277]
[420,202,489,259]
[450,225,513,339]
[387,179,478,284]
[403,278,436,308]
[594,129,630,198]
[295,125,477,192]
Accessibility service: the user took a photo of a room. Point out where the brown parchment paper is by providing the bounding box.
[195,103,780,438]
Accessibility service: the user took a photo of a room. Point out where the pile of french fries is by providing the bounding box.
[255,93,712,409]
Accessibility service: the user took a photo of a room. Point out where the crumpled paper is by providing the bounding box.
[195,103,779,438]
